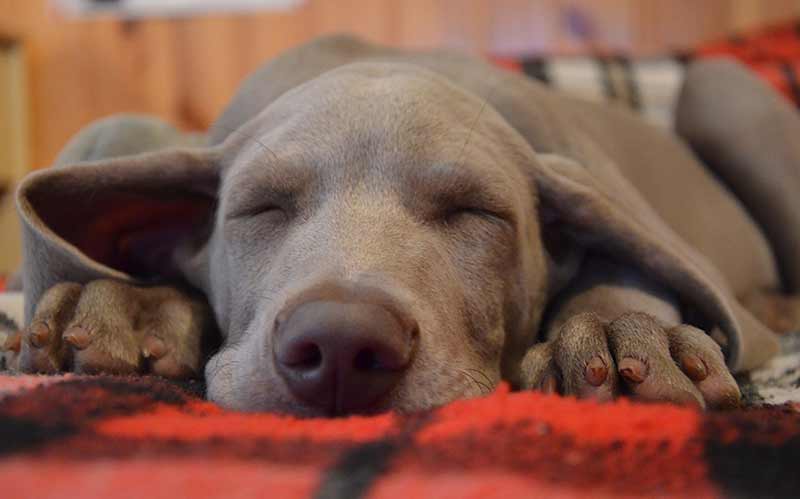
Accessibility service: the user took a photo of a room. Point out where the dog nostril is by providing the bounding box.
[284,342,323,370]
[353,348,381,371]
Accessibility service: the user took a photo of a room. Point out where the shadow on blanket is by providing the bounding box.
[0,372,798,499]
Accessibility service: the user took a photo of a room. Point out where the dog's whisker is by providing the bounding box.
[458,369,492,395]
[466,367,496,391]
[454,74,506,167]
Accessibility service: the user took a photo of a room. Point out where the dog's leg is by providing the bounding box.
[5,279,215,378]
[520,255,741,409]
[677,59,800,292]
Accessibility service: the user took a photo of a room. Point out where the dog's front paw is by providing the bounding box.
[520,312,740,409]
[3,280,213,379]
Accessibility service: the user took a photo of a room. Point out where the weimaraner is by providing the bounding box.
[4,35,798,416]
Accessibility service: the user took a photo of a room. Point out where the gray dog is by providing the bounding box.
[4,35,798,416]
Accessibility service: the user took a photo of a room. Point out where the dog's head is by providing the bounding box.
[197,63,552,415]
[19,60,766,415]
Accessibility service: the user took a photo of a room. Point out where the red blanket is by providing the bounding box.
[1,375,797,498]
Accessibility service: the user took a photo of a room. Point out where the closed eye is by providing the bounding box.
[225,204,286,221]
[441,206,511,227]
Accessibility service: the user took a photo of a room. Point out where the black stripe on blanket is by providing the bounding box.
[597,56,617,101]
[314,412,432,499]
[0,376,202,455]
[521,58,550,83]
[0,414,76,456]
[780,61,800,105]
[704,406,800,499]
[0,311,18,332]
[615,56,642,110]
[314,439,400,499]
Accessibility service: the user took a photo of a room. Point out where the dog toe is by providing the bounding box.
[553,313,617,401]
[519,342,558,392]
[17,283,84,374]
[608,313,705,409]
[668,325,741,409]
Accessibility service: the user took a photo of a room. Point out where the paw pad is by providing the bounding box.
[63,327,91,350]
[585,356,608,386]
[680,354,708,381]
[29,323,50,348]
[142,336,167,360]
[541,375,559,394]
[618,357,647,384]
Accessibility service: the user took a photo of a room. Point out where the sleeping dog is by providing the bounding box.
[4,35,798,416]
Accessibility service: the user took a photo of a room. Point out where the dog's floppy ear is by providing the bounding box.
[16,146,221,321]
[533,153,779,373]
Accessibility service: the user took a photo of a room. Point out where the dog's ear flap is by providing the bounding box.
[17,147,221,321]
[534,153,779,372]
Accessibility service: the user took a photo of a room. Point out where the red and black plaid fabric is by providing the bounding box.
[1,375,798,498]
[697,21,800,106]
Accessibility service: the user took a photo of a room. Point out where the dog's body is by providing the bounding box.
[4,35,798,415]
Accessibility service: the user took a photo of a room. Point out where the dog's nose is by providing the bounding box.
[274,300,415,414]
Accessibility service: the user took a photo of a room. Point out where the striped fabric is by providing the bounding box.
[493,54,687,128]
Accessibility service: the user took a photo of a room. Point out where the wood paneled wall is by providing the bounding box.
[1,0,799,169]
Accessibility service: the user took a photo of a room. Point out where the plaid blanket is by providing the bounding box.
[0,373,798,499]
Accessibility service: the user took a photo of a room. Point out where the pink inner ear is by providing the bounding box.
[41,191,213,279]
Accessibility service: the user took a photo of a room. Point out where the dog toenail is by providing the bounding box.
[29,323,50,348]
[541,375,558,394]
[63,327,91,350]
[142,336,167,360]
[681,354,708,381]
[619,357,647,384]
[2,332,21,352]
[585,356,608,386]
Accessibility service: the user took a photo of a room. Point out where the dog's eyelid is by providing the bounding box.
[449,206,513,226]
[431,201,515,232]
[225,203,285,221]
[433,188,515,224]
[223,182,301,220]
[224,193,296,221]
